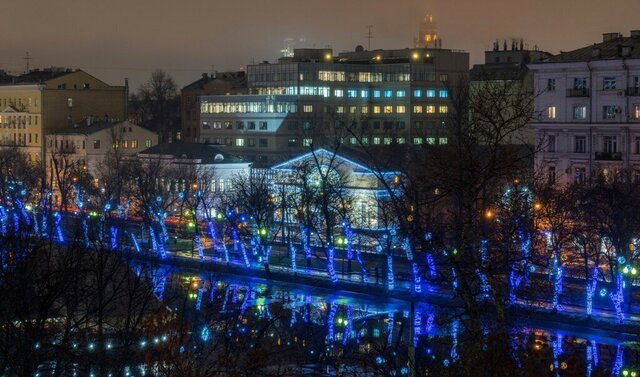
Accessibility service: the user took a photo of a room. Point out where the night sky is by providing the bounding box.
[3,0,638,90]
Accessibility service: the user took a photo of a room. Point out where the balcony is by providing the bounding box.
[566,88,590,97]
[627,87,640,96]
[594,152,622,161]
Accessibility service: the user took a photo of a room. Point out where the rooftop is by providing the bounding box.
[546,31,640,63]
[182,71,247,91]
[138,143,249,165]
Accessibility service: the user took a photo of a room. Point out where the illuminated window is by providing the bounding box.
[413,137,423,145]
[361,137,369,145]
[426,106,436,113]
[413,89,422,97]
[546,106,556,119]
[373,137,381,145]
[573,105,587,120]
[303,138,313,147]
[634,104,640,119]
[361,90,369,98]
[397,137,406,144]
[347,89,358,98]
[336,106,345,113]
[426,137,435,145]
[413,106,423,113]
[396,106,406,113]
[439,106,448,114]
[439,89,448,98]
[349,106,357,114]
[439,74,448,82]
[334,89,344,97]
[426,90,436,98]
[384,90,393,98]
[235,138,245,147]
[439,137,448,145]
[373,90,381,98]
[145,139,152,148]
[383,137,392,145]
[67,98,73,108]
[397,90,406,97]
[384,106,393,114]
[350,137,357,145]
[131,139,138,148]
[361,106,369,114]
[373,106,381,114]
[303,105,313,112]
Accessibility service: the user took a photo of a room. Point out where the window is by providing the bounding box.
[439,89,448,98]
[426,106,436,113]
[439,74,448,82]
[248,138,256,147]
[373,137,381,145]
[547,166,556,184]
[259,138,268,147]
[574,78,587,90]
[573,105,587,120]
[384,90,393,98]
[413,105,423,113]
[237,121,244,129]
[224,121,232,129]
[383,137,392,145]
[303,121,311,129]
[396,90,406,97]
[361,137,369,145]
[603,77,617,90]
[248,121,256,130]
[303,138,312,147]
[225,138,232,146]
[633,104,640,119]
[439,106,448,114]
[547,135,556,152]
[439,137,448,145]
[202,121,211,129]
[93,140,101,149]
[413,137,423,145]
[426,89,436,98]
[413,89,422,97]
[361,90,369,98]
[547,79,556,91]
[373,106,381,114]
[547,106,556,119]
[347,89,358,98]
[235,138,245,147]
[384,106,393,114]
[145,139,152,148]
[303,105,313,112]
[426,137,436,145]
[288,138,297,147]
[574,136,586,153]
[397,137,406,144]
[336,106,345,113]
[213,121,222,129]
[131,139,138,148]
[349,106,357,114]
[635,136,640,154]
[575,167,586,184]
[67,98,73,108]
[603,105,617,120]
[396,106,406,113]
[635,76,640,89]
[334,89,344,97]
[603,136,618,153]
[259,121,268,130]
[373,90,381,98]
[361,106,368,114]
[349,137,357,145]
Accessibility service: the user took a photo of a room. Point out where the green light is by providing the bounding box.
[623,266,630,274]
[623,370,628,377]
[630,371,636,377]
[452,248,458,256]
[188,222,195,228]
[25,204,32,211]
[259,228,267,236]
[632,267,638,275]
[216,213,223,220]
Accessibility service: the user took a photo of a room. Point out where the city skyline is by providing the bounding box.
[3,0,639,89]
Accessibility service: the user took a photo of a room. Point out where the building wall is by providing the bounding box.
[531,59,640,185]
[0,85,44,162]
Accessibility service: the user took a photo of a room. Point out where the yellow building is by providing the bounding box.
[0,68,126,162]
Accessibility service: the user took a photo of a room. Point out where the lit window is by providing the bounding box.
[396,106,406,113]
[303,105,313,112]
[426,106,436,114]
[361,106,369,114]
[413,106,423,113]
[438,137,448,145]
[426,90,435,98]
[396,90,406,97]
[361,90,369,98]
[373,137,381,145]
[397,137,406,144]
[439,106,448,113]
[384,106,393,114]
[303,138,313,147]
[384,90,393,98]
[439,74,448,82]
[634,104,640,119]
[334,89,344,97]
[235,138,245,147]
[373,90,381,98]
[373,106,381,114]
[573,106,587,120]
[361,137,369,145]
[67,98,73,108]
[349,106,357,114]
[336,106,345,113]
[413,89,422,97]
[383,137,392,145]
[145,139,152,148]
[439,89,448,98]
[426,137,435,145]
[413,137,423,145]
[347,90,358,98]
[547,106,556,119]
[350,137,357,144]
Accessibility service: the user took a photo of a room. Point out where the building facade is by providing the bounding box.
[197,47,469,167]
[529,31,640,185]
[0,68,126,163]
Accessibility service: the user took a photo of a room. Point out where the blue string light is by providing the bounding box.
[403,237,413,261]
[591,340,599,366]
[110,226,118,250]
[387,312,394,346]
[194,232,204,261]
[413,309,421,347]
[301,224,312,260]
[586,340,593,377]
[509,268,523,305]
[342,305,352,346]
[387,256,395,290]
[195,287,204,311]
[412,262,421,293]
[477,269,491,299]
[479,239,488,267]
[82,217,90,248]
[355,248,369,283]
[426,253,437,278]
[342,221,353,260]
[450,319,459,362]
[54,212,64,243]
[327,247,338,283]
[610,272,625,323]
[327,302,338,342]
[129,231,140,253]
[290,242,297,272]
[586,266,598,316]
[613,344,623,377]
[552,265,564,312]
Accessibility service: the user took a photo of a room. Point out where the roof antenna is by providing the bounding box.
[365,25,374,50]
[24,52,32,73]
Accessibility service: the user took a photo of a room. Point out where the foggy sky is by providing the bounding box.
[3,0,638,91]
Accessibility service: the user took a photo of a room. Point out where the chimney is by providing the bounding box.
[603,32,620,42]
[201,73,209,80]
[631,30,640,38]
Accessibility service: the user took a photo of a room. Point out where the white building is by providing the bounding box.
[529,31,640,185]
[46,120,157,179]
